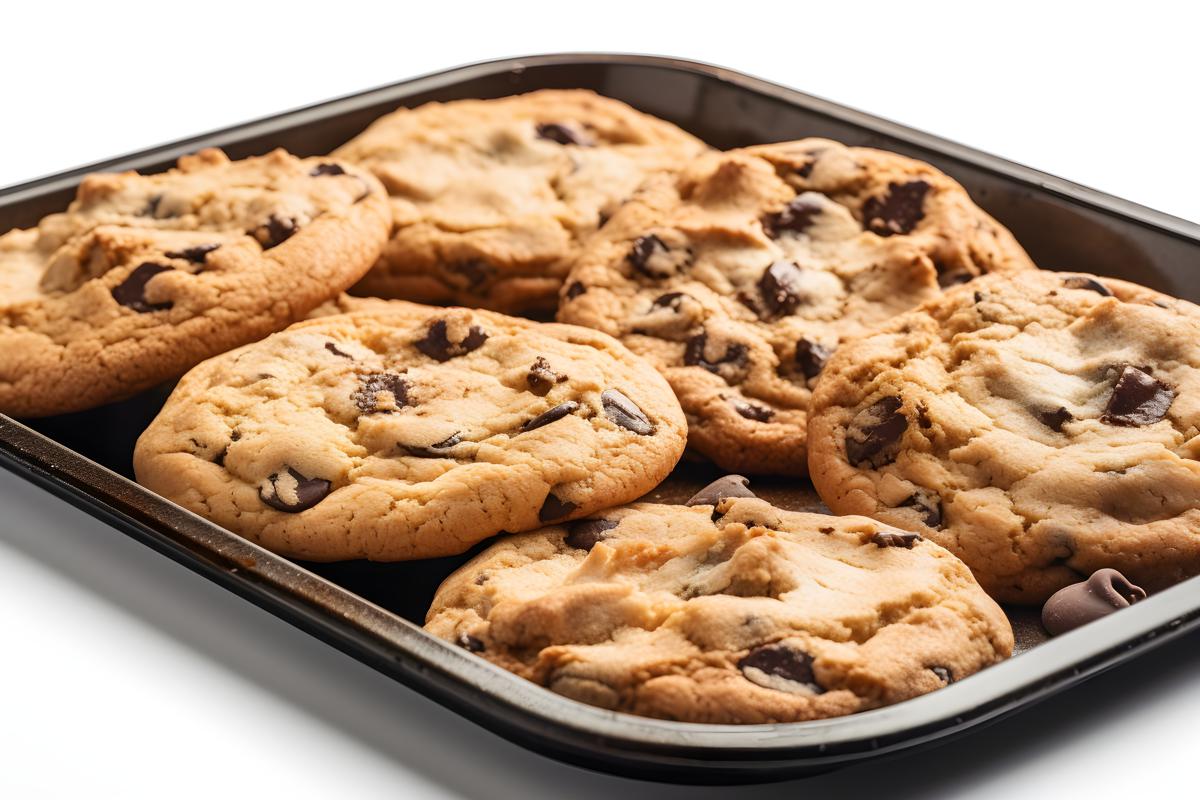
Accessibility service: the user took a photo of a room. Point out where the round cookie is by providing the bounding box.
[807,270,1200,603]
[133,301,687,561]
[556,139,1035,476]
[332,89,709,313]
[425,482,1013,724]
[0,148,390,417]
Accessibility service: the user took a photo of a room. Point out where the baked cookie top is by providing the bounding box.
[425,487,1013,725]
[333,89,708,313]
[0,148,390,417]
[807,271,1200,603]
[133,301,687,561]
[556,139,1035,476]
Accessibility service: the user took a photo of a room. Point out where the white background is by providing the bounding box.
[2,2,1198,797]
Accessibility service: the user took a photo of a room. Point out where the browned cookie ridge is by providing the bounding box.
[807,271,1200,603]
[425,489,1013,724]
[133,300,687,561]
[557,138,1035,476]
[0,148,391,417]
[333,90,709,313]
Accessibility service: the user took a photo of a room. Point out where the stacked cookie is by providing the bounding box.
[5,88,1193,726]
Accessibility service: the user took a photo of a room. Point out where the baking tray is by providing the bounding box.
[3,54,1200,784]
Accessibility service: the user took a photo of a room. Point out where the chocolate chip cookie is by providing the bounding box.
[425,479,1012,724]
[332,90,708,313]
[0,148,390,417]
[133,301,687,561]
[556,139,1035,476]
[807,271,1200,603]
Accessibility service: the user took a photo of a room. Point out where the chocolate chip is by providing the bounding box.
[565,281,587,300]
[899,489,942,528]
[111,263,173,312]
[863,180,930,236]
[213,444,229,467]
[796,161,815,178]
[526,356,567,396]
[627,234,688,279]
[451,259,492,290]
[564,519,619,551]
[1042,568,1147,636]
[684,332,750,380]
[871,529,922,548]
[930,666,954,684]
[1039,406,1073,432]
[686,475,755,507]
[597,210,610,228]
[457,633,485,652]
[1062,275,1112,296]
[259,467,331,512]
[415,319,489,361]
[758,260,809,317]
[523,401,579,431]
[539,492,578,522]
[324,341,354,359]
[738,644,824,695]
[253,214,297,249]
[733,399,774,422]
[165,243,220,264]
[845,397,907,467]
[794,339,833,380]
[405,433,462,458]
[143,194,163,218]
[916,403,933,429]
[310,163,347,177]
[1101,366,1175,426]
[601,389,654,435]
[536,122,590,146]
[763,196,822,238]
[352,372,410,413]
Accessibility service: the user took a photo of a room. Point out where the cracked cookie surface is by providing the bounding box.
[556,139,1035,476]
[425,491,1012,724]
[333,90,708,313]
[0,148,390,417]
[807,271,1200,603]
[133,301,687,561]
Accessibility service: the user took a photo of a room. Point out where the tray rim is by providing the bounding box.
[3,52,1199,780]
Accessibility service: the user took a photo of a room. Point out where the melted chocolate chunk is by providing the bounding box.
[899,489,942,528]
[526,356,567,396]
[1101,366,1175,426]
[457,633,485,652]
[539,492,578,522]
[763,196,822,238]
[738,644,824,694]
[1042,568,1147,636]
[1062,275,1112,296]
[684,332,750,379]
[165,243,220,265]
[845,397,908,467]
[627,234,687,279]
[1039,406,1073,432]
[415,319,489,361]
[253,214,298,249]
[522,401,579,431]
[111,263,174,313]
[871,529,922,548]
[601,389,654,435]
[536,122,589,146]
[259,467,331,512]
[733,400,774,422]
[758,260,809,317]
[794,339,833,380]
[863,180,930,236]
[565,281,587,300]
[564,519,619,551]
[451,259,492,290]
[405,433,462,458]
[310,163,347,177]
[324,341,354,359]
[352,372,410,413]
[686,475,755,507]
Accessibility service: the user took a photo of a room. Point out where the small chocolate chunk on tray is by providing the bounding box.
[3,55,1200,782]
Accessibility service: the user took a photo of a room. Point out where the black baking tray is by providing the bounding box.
[3,54,1200,784]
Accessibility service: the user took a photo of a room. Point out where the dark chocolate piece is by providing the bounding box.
[738,644,824,694]
[415,319,489,361]
[253,214,297,249]
[863,180,929,236]
[758,260,809,317]
[165,243,220,264]
[871,529,922,548]
[685,475,756,507]
[601,389,654,435]
[1062,275,1112,296]
[564,519,619,551]
[794,339,832,380]
[111,263,173,313]
[536,122,589,146]
[526,356,567,396]
[352,372,410,413]
[1039,406,1073,432]
[259,467,331,512]
[539,492,578,522]
[523,401,579,431]
[763,196,822,238]
[310,163,347,177]
[1101,366,1175,426]
[845,397,907,467]
[1042,568,1147,636]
